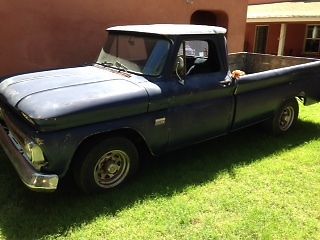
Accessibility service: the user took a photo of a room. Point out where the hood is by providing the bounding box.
[0,66,153,130]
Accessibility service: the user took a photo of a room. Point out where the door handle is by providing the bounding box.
[219,79,232,87]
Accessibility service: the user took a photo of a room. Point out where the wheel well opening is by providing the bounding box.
[68,129,151,175]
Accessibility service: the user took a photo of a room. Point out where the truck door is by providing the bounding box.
[167,38,236,148]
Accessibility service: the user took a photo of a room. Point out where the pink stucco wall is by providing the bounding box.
[0,0,247,77]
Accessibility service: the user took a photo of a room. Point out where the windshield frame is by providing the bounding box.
[96,31,173,77]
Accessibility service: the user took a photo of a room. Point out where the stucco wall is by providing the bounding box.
[0,0,247,77]
[285,23,306,57]
[266,24,281,55]
[245,23,281,54]
[245,22,319,58]
[245,23,286,54]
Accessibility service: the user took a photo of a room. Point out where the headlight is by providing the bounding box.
[23,141,46,170]
[8,130,47,171]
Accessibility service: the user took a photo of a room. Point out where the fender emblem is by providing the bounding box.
[155,118,166,126]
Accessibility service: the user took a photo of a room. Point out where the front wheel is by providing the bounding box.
[270,98,299,135]
[73,137,139,193]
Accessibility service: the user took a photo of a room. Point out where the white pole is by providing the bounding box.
[278,23,287,56]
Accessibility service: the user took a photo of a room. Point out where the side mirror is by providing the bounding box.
[194,57,207,65]
[175,56,185,85]
[186,57,207,75]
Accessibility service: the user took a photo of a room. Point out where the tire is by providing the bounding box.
[73,137,139,193]
[270,98,299,135]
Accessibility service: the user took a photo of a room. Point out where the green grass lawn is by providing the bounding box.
[0,103,319,240]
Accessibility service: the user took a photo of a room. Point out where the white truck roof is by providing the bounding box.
[107,24,227,35]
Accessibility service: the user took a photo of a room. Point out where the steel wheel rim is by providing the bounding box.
[279,106,295,131]
[94,150,130,188]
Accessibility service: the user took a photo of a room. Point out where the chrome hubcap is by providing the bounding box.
[279,106,294,131]
[108,163,119,174]
[94,150,130,188]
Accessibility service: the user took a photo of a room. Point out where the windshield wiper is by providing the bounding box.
[115,61,128,72]
[95,61,114,67]
[95,61,128,72]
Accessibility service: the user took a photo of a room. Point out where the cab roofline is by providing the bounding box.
[107,24,227,36]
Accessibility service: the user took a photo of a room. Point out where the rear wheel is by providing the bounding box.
[270,98,299,135]
[73,137,139,193]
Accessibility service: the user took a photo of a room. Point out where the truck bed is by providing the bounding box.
[228,52,320,104]
[228,52,319,74]
[228,52,320,130]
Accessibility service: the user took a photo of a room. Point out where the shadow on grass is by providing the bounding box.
[0,120,319,239]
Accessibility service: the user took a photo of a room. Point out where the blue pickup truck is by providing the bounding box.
[0,24,320,192]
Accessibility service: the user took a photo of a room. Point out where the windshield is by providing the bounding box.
[96,33,171,76]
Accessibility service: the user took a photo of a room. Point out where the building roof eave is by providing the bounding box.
[247,17,320,23]
[247,2,320,23]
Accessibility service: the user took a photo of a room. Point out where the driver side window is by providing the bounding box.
[173,40,220,77]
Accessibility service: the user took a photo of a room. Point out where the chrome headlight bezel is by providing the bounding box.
[23,140,46,170]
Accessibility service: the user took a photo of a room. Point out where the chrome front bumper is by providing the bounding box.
[0,124,58,192]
